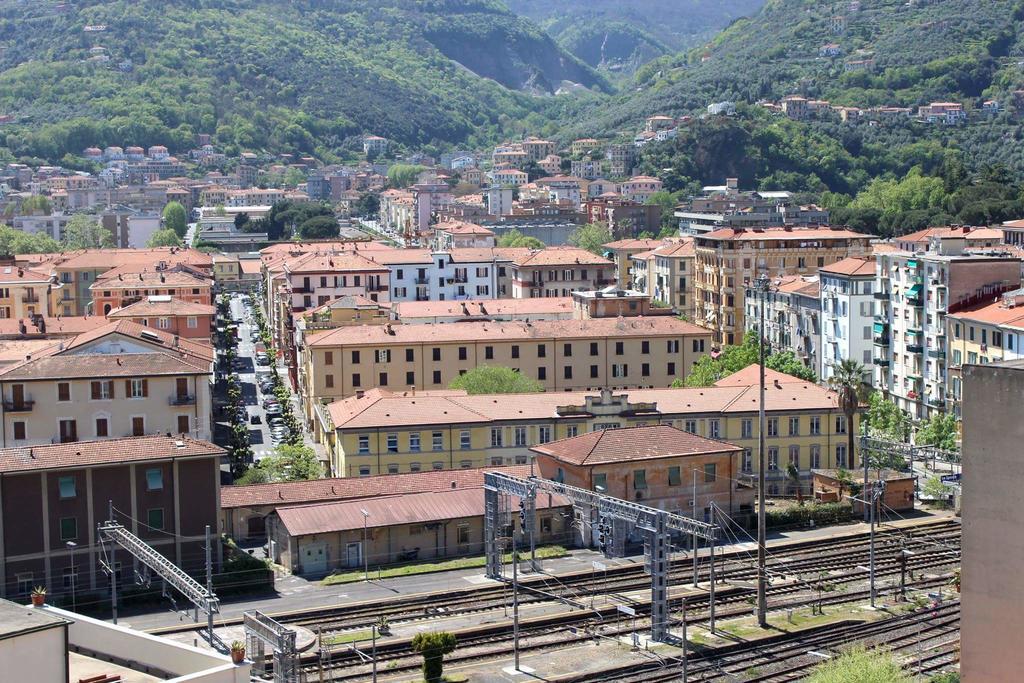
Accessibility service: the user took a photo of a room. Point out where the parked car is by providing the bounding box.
[250,414,262,425]
[262,397,279,409]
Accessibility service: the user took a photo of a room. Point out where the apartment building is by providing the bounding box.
[106,295,216,339]
[90,267,214,316]
[318,365,853,482]
[392,298,575,325]
[510,247,615,298]
[634,240,696,317]
[894,226,1003,253]
[0,436,223,601]
[873,235,1021,417]
[282,252,390,310]
[674,180,829,235]
[602,238,664,288]
[301,317,712,432]
[945,289,1024,416]
[0,321,213,446]
[584,196,662,238]
[694,227,871,346]
[0,265,56,319]
[819,257,876,381]
[745,276,822,376]
[432,221,496,251]
[619,176,663,204]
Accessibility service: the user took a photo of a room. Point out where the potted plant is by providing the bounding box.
[230,640,246,664]
[30,586,46,607]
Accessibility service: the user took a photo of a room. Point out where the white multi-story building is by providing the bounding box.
[819,257,876,382]
[745,276,822,377]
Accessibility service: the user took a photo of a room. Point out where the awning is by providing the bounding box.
[907,284,923,295]
[873,322,887,333]
[907,259,918,269]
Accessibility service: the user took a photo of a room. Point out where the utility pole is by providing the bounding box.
[862,428,871,522]
[360,509,370,582]
[692,470,698,588]
[371,623,378,683]
[66,541,77,612]
[108,500,118,624]
[680,598,688,683]
[755,274,769,628]
[205,525,214,643]
[709,504,716,634]
[512,534,520,671]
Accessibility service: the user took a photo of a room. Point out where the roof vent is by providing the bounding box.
[175,440,185,449]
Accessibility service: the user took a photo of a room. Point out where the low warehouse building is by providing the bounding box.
[811,468,916,513]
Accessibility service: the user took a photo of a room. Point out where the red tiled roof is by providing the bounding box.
[91,270,212,289]
[0,316,110,339]
[897,226,1004,244]
[946,298,1024,326]
[108,297,216,318]
[530,425,740,466]
[699,227,869,242]
[819,256,875,277]
[391,297,573,320]
[283,251,389,275]
[0,436,223,474]
[0,266,52,283]
[48,248,214,271]
[222,464,533,509]
[308,316,709,347]
[435,221,494,235]
[712,364,807,387]
[512,246,612,267]
[602,238,665,250]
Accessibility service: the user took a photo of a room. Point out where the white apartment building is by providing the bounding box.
[819,257,876,382]
[745,276,822,377]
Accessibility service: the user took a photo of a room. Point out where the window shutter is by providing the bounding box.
[125,379,131,396]
[91,382,100,400]
[142,379,149,397]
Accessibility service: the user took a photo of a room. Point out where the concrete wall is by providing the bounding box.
[40,605,249,683]
[0,618,66,682]
[961,361,1024,682]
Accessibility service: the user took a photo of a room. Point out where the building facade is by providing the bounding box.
[745,276,822,377]
[819,257,876,382]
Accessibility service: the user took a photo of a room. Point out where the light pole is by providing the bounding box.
[754,273,770,628]
[65,541,77,612]
[360,509,370,582]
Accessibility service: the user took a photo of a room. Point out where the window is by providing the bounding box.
[667,339,680,353]
[379,372,388,386]
[387,463,399,474]
[156,317,171,329]
[59,419,77,443]
[433,370,442,385]
[177,415,189,434]
[692,339,705,353]
[60,517,77,541]
[485,346,494,360]
[514,427,527,447]
[131,416,145,437]
[58,475,76,499]
[704,463,716,483]
[768,447,779,471]
[566,425,579,438]
[146,468,163,491]
[432,432,443,451]
[668,466,681,486]
[128,379,147,399]
[406,371,415,386]
[490,428,503,447]
[564,366,573,380]
[187,316,198,329]
[511,345,520,359]
[147,508,164,530]
[593,472,607,491]
[788,417,800,436]
[767,418,778,437]
[457,525,470,544]
[708,419,720,439]
[836,443,848,468]
[57,382,70,402]
[809,416,821,436]
[387,434,398,453]
[351,350,360,364]
[633,470,647,490]
[641,363,650,377]
[16,573,33,596]
[538,344,546,358]
[460,460,473,469]
[538,367,547,381]
[409,462,422,473]
[406,348,415,362]
[358,435,370,453]
[742,448,753,473]
[460,431,471,450]
[590,342,599,356]
[615,341,624,355]
[590,365,599,378]
[458,347,468,361]
[352,373,361,387]
[684,419,697,434]
[409,433,421,452]
[835,415,847,434]
[539,426,552,444]
[810,444,821,469]
[741,419,753,439]
[325,374,334,389]
[788,445,800,468]
[563,343,572,357]
[12,421,25,440]
[90,380,113,400]
[432,347,441,361]
[612,364,628,378]
[667,362,676,376]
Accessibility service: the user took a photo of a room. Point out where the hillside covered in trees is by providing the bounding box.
[0,0,606,161]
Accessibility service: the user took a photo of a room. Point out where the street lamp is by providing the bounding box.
[65,541,77,612]
[360,509,370,582]
[753,273,773,628]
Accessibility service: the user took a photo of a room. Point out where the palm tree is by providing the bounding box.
[828,359,871,518]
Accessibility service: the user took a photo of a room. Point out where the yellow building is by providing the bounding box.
[0,266,56,319]
[946,290,1024,416]
[693,227,871,346]
[633,240,696,318]
[301,316,712,436]
[211,254,241,288]
[319,365,857,484]
[602,238,665,288]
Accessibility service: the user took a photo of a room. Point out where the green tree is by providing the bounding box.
[297,215,340,239]
[864,392,911,442]
[568,221,612,256]
[916,413,959,451]
[827,359,870,480]
[387,164,427,188]
[805,646,911,683]
[353,193,380,218]
[497,228,545,249]
[147,228,182,247]
[162,201,189,237]
[276,444,323,481]
[787,461,804,505]
[765,350,817,382]
[19,195,52,216]
[0,224,60,255]
[922,475,953,506]
[410,631,457,683]
[683,332,816,387]
[63,213,113,249]
[448,366,543,394]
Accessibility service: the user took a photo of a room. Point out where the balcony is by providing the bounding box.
[872,357,891,367]
[169,394,196,406]
[908,296,924,307]
[413,277,430,285]
[292,286,313,294]
[597,278,616,286]
[927,348,946,360]
[906,344,924,353]
[415,295,430,302]
[21,294,39,304]
[873,291,890,300]
[873,335,890,346]
[452,274,468,284]
[2,399,34,412]
[369,283,388,292]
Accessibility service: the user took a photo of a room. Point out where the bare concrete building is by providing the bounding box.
[961,359,1024,682]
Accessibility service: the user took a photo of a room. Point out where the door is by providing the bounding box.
[302,541,328,575]
[11,384,24,408]
[346,542,361,569]
[176,377,189,401]
[59,419,77,443]
[132,416,145,436]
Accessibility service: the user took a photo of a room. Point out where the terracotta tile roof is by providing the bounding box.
[446,247,530,263]
[283,252,389,275]
[274,485,567,536]
[650,240,695,259]
[946,299,1024,326]
[0,316,110,339]
[776,276,820,297]
[62,320,214,362]
[361,249,434,266]
[712,364,808,387]
[238,259,263,274]
[530,425,741,466]
[871,242,899,255]
[819,256,873,276]
[512,246,613,267]
[49,248,213,271]
[305,295,384,315]
[603,239,665,251]
[91,270,212,289]
[222,464,534,509]
[0,435,223,474]
[0,266,52,283]
[392,297,574,320]
[699,227,869,242]
[108,297,216,318]
[898,226,1003,243]
[435,221,494,235]
[307,316,709,348]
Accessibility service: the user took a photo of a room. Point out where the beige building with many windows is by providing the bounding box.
[510,247,615,298]
[316,365,855,481]
[693,227,871,345]
[300,316,712,435]
[0,321,213,446]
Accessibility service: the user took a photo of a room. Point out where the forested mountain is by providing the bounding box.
[0,0,606,161]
